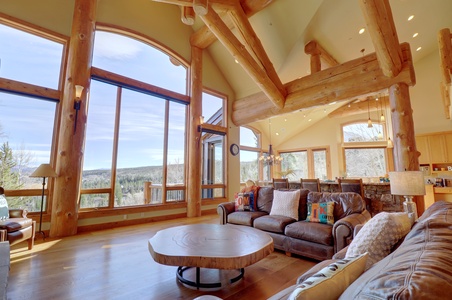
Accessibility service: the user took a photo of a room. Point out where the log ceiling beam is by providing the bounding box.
[232,43,415,125]
[359,0,402,78]
[304,40,339,71]
[190,0,274,49]
[228,3,285,99]
[199,4,285,108]
[328,95,389,118]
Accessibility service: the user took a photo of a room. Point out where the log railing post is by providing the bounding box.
[144,181,152,204]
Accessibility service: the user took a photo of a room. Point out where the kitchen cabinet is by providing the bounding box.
[428,135,447,163]
[415,136,430,165]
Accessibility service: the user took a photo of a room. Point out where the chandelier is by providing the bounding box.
[259,119,282,165]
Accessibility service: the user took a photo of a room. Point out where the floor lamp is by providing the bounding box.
[30,163,57,238]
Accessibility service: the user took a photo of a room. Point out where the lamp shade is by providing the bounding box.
[30,164,57,178]
[389,171,425,196]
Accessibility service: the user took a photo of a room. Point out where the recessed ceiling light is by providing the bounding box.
[276,132,279,136]
[359,28,365,34]
[328,101,337,105]
[308,119,312,122]
[416,47,422,51]
[234,59,239,64]
[412,32,418,38]
[408,15,414,21]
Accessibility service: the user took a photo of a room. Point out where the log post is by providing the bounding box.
[144,181,152,204]
[388,82,424,215]
[187,45,203,217]
[50,0,96,237]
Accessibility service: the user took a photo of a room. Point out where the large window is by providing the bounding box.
[81,30,188,208]
[239,127,261,183]
[201,91,226,199]
[280,148,330,180]
[0,21,64,212]
[342,122,388,177]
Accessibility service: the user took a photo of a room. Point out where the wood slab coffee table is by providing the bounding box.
[148,224,274,289]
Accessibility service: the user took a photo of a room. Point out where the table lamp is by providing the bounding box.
[30,163,57,238]
[389,171,425,224]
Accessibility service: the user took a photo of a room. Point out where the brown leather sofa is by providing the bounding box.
[217,187,371,261]
[269,200,452,299]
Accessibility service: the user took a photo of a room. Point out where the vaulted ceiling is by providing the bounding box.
[154,0,452,146]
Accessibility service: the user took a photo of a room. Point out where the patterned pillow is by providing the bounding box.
[345,212,411,270]
[288,253,368,300]
[241,185,260,211]
[0,194,9,220]
[306,202,335,225]
[270,189,300,220]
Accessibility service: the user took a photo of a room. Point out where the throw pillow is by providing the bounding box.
[288,253,368,300]
[270,189,300,220]
[0,194,9,220]
[241,185,260,211]
[345,212,411,270]
[306,202,335,225]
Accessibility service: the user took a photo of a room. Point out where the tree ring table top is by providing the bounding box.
[148,224,274,270]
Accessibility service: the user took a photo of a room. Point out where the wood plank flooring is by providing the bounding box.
[7,214,317,300]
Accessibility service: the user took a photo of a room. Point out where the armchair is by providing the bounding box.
[0,187,35,250]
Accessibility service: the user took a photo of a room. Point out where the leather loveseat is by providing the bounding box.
[269,200,452,299]
[217,187,371,261]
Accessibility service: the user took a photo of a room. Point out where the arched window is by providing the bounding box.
[81,29,188,208]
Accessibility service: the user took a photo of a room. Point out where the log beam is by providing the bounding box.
[190,0,274,49]
[180,6,195,25]
[438,28,452,85]
[440,81,451,119]
[359,0,402,77]
[328,95,389,118]
[228,3,286,99]
[187,45,203,218]
[232,43,415,125]
[388,82,423,216]
[199,5,285,108]
[50,0,96,238]
[304,40,339,72]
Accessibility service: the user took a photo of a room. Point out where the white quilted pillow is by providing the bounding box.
[345,212,411,270]
[270,189,300,220]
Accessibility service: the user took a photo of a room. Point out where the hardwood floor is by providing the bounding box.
[8,214,317,300]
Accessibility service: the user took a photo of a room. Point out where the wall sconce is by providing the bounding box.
[73,85,84,134]
[197,116,204,132]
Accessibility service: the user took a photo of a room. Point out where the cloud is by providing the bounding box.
[94,32,143,60]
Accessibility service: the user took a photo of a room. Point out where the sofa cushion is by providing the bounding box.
[340,201,452,299]
[308,192,365,220]
[345,212,411,270]
[253,215,296,234]
[306,202,334,225]
[288,253,368,300]
[285,221,333,246]
[256,187,274,213]
[270,190,300,220]
[227,211,268,226]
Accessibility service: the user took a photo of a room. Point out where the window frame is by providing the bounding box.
[341,120,391,178]
[0,15,68,216]
[279,146,332,180]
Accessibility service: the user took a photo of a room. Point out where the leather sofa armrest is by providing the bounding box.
[332,209,371,253]
[332,245,349,259]
[217,202,235,225]
[8,209,27,218]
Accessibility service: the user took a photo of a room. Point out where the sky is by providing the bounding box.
[0,26,222,170]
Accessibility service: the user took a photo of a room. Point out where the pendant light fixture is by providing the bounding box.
[259,119,282,165]
[380,95,385,122]
[367,97,373,128]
